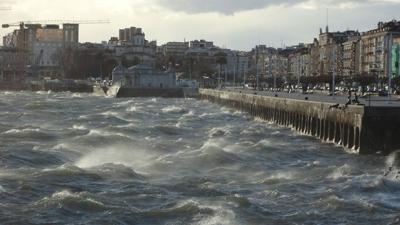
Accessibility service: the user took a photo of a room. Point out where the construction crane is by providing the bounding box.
[2,19,110,29]
[1,19,110,79]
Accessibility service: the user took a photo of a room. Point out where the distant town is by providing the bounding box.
[0,19,399,92]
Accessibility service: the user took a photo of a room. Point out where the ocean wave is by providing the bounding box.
[126,105,142,112]
[35,91,50,95]
[208,127,231,138]
[256,171,297,185]
[183,110,195,117]
[75,145,156,173]
[153,125,183,136]
[88,163,144,180]
[115,100,135,106]
[142,200,215,221]
[72,124,87,130]
[3,127,41,134]
[317,194,377,212]
[193,201,238,225]
[328,164,354,180]
[161,106,189,114]
[71,93,84,98]
[35,190,106,212]
[2,128,56,141]
[86,129,132,140]
[0,185,6,193]
[38,165,99,179]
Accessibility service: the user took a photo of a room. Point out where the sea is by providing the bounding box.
[0,91,399,225]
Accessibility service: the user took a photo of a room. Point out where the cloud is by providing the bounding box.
[153,0,400,14]
[153,0,298,14]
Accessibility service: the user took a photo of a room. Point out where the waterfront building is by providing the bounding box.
[119,27,145,46]
[264,48,285,79]
[309,39,320,76]
[342,36,361,77]
[360,20,400,78]
[112,64,176,89]
[2,23,79,80]
[236,51,250,83]
[190,40,214,49]
[289,44,312,79]
[318,27,360,77]
[160,42,189,70]
[109,27,157,68]
[0,47,27,82]
[184,40,218,79]
[250,45,273,79]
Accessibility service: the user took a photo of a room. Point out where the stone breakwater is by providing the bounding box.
[200,89,400,155]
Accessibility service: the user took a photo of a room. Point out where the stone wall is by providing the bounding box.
[200,89,400,155]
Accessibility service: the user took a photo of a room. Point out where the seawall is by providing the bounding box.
[200,89,400,155]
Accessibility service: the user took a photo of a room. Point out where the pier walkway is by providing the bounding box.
[200,88,400,155]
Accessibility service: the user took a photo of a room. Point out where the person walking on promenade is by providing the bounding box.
[346,90,352,107]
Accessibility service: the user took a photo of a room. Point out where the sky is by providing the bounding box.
[0,0,399,51]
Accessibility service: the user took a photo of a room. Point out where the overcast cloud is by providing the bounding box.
[153,0,400,14]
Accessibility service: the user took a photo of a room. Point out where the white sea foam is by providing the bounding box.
[37,190,105,210]
[52,143,69,150]
[182,110,195,117]
[35,91,49,95]
[268,171,296,180]
[87,129,131,139]
[162,106,188,114]
[328,164,352,180]
[73,125,87,130]
[71,93,83,98]
[253,139,272,147]
[190,200,238,225]
[116,100,135,106]
[208,126,232,138]
[3,128,41,134]
[101,111,120,117]
[75,145,156,173]
[127,106,141,112]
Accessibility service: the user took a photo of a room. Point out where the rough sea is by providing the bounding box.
[0,91,399,225]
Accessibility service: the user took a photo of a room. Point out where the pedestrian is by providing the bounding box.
[346,90,352,107]
[353,92,360,104]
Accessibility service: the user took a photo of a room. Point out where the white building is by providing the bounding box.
[108,27,157,67]
[112,64,176,89]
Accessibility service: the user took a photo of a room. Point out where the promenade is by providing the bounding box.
[223,87,400,108]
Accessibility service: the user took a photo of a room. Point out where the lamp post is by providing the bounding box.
[0,56,3,81]
[297,57,301,90]
[256,59,259,90]
[332,46,337,99]
[218,64,221,89]
[243,65,246,88]
[388,33,393,104]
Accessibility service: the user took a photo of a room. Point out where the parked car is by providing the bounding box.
[378,90,388,97]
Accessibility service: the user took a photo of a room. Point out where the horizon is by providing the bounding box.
[0,0,399,51]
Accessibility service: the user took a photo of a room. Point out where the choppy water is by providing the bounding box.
[0,91,399,225]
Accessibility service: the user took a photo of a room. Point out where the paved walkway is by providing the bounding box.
[223,88,400,107]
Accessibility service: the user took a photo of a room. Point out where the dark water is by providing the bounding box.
[0,91,399,225]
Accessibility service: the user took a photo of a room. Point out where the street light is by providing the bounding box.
[0,56,3,81]
[332,46,337,99]
[388,33,393,104]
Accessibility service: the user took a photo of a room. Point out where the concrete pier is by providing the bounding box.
[200,89,400,155]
